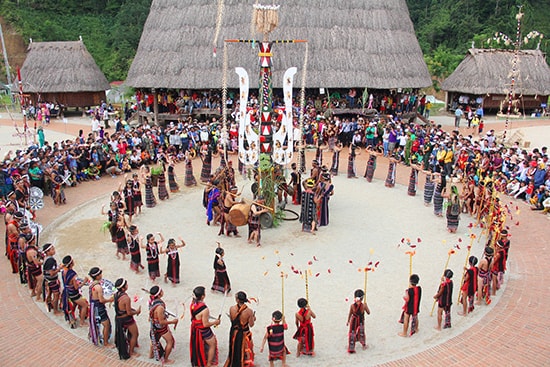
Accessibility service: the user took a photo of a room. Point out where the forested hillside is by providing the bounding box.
[0,0,152,81]
[407,0,550,82]
[0,0,549,84]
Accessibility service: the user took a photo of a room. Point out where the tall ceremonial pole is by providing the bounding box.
[16,67,28,146]
[226,3,306,210]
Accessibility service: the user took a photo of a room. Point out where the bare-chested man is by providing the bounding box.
[220,185,240,237]
[42,243,61,314]
[114,278,141,359]
[24,234,43,300]
[88,267,114,347]
[149,286,178,364]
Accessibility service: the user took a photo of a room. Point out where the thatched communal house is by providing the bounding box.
[126,0,431,120]
[442,48,550,113]
[19,40,110,107]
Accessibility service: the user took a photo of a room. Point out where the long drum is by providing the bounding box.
[228,203,251,227]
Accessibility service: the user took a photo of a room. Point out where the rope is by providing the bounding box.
[221,41,229,162]
[503,7,523,143]
[298,42,309,174]
[212,0,225,57]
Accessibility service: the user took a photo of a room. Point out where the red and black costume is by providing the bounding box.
[149,298,168,362]
[114,290,134,360]
[400,285,422,336]
[348,302,367,353]
[225,304,254,367]
[190,300,217,367]
[146,241,160,280]
[437,278,453,328]
[293,308,314,356]
[461,265,478,313]
[266,323,289,361]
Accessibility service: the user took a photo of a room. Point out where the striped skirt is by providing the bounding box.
[407,168,418,196]
[423,177,435,205]
[157,173,169,200]
[347,154,356,178]
[145,177,156,208]
[200,156,212,182]
[385,162,396,187]
[168,170,179,192]
[299,150,306,174]
[184,159,197,186]
[433,188,444,216]
[330,151,339,176]
[364,155,376,182]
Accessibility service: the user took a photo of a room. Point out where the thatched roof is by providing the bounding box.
[20,40,110,93]
[442,48,550,95]
[126,0,431,90]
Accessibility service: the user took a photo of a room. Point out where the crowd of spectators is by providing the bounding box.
[1,90,549,215]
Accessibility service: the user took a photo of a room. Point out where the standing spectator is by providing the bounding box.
[454,105,464,128]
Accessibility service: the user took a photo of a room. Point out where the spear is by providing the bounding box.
[405,250,416,278]
[305,270,309,303]
[430,248,456,317]
[281,271,286,316]
[364,248,375,299]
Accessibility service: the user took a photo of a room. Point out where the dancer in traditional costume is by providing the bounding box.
[142,233,164,282]
[212,246,231,294]
[42,243,61,314]
[477,247,493,305]
[206,180,221,226]
[25,239,43,300]
[167,160,180,193]
[459,256,478,315]
[399,274,421,337]
[300,179,317,234]
[347,144,359,178]
[330,143,342,176]
[141,165,156,208]
[127,225,144,273]
[433,180,446,217]
[114,278,141,359]
[492,232,509,293]
[434,269,453,330]
[293,298,316,356]
[407,164,420,196]
[88,267,114,347]
[190,286,220,367]
[163,238,186,285]
[363,147,378,182]
[122,180,135,223]
[225,291,256,367]
[260,310,289,367]
[347,289,370,353]
[201,150,212,183]
[131,173,143,215]
[6,210,22,274]
[157,163,169,200]
[385,157,398,188]
[445,185,461,233]
[149,286,178,364]
[112,210,129,260]
[423,171,436,206]
[61,255,89,328]
[185,151,198,187]
[248,198,268,247]
[289,163,302,205]
[317,173,334,227]
[220,186,240,237]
